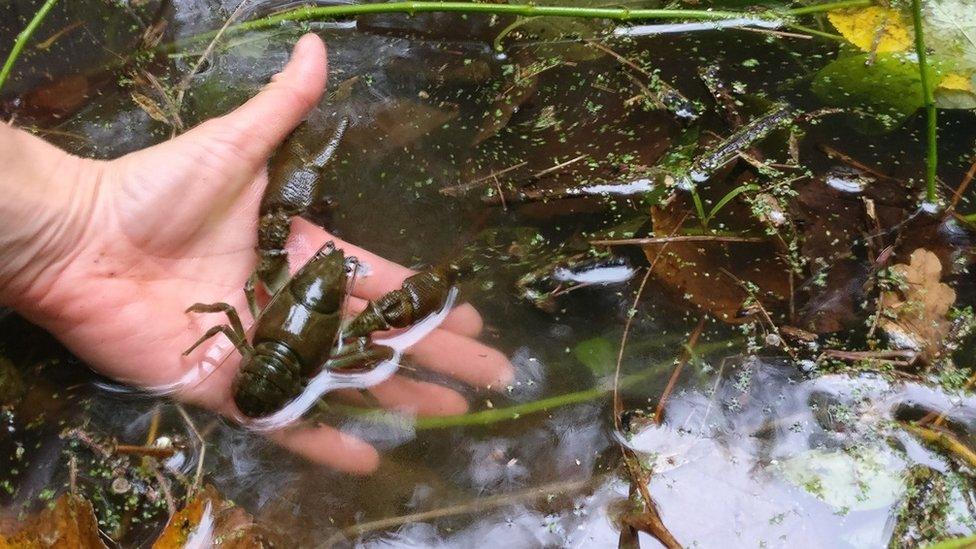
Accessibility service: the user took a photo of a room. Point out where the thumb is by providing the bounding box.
[190,33,328,162]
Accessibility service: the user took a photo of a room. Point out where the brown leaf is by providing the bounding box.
[647,191,791,323]
[153,486,282,549]
[0,493,106,548]
[130,91,172,125]
[879,249,956,363]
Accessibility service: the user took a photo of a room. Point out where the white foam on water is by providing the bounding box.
[182,501,214,549]
[552,265,636,285]
[578,178,654,196]
[614,18,783,37]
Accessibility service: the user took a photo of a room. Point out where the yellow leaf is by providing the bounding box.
[828,7,913,53]
[938,72,974,92]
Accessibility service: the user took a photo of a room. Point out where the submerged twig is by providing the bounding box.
[177,404,206,496]
[440,161,527,197]
[591,235,767,246]
[820,348,917,364]
[948,155,976,212]
[323,478,593,547]
[654,317,705,424]
[901,422,976,469]
[113,444,177,459]
[0,0,60,94]
[174,0,251,117]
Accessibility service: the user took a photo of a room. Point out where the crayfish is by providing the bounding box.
[185,118,455,418]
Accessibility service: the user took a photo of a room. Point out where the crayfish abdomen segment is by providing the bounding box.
[346,268,454,337]
[232,342,305,418]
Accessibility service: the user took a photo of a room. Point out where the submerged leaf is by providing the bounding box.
[153,485,282,549]
[777,448,904,512]
[0,493,106,548]
[879,249,956,363]
[823,4,976,114]
[812,53,937,129]
[573,337,617,375]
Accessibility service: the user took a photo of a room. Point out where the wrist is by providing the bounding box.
[0,125,105,314]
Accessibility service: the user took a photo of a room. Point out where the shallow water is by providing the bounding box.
[2,1,976,547]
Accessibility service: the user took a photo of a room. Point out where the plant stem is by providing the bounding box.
[786,0,873,16]
[346,339,733,430]
[910,0,938,204]
[164,0,875,52]
[0,0,60,94]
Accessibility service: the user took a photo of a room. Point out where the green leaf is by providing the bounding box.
[812,52,941,130]
[573,337,617,375]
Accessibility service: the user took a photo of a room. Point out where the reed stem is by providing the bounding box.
[165,0,875,52]
[910,0,938,204]
[0,0,60,94]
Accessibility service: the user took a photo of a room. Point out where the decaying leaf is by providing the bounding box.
[0,356,25,405]
[828,7,913,53]
[879,249,956,362]
[130,91,172,125]
[647,192,791,323]
[825,5,976,114]
[0,493,106,548]
[343,100,460,153]
[153,485,282,549]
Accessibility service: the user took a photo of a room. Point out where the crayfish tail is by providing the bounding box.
[344,269,454,338]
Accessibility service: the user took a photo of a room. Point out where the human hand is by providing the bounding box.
[0,34,512,474]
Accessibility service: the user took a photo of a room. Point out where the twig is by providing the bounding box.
[901,422,976,469]
[440,161,527,196]
[948,155,976,212]
[152,467,177,517]
[591,235,767,246]
[614,268,652,426]
[68,455,78,495]
[786,23,845,42]
[0,0,60,93]
[654,317,705,424]
[531,154,587,179]
[910,0,939,204]
[919,368,976,427]
[145,405,161,446]
[177,404,206,496]
[114,444,177,459]
[174,0,250,117]
[323,478,593,547]
[817,144,899,182]
[820,349,918,361]
[612,210,688,427]
[609,216,685,549]
[63,427,113,459]
[738,26,813,39]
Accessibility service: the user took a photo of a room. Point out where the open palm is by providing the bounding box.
[13,35,511,473]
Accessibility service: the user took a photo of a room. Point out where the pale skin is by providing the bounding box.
[0,34,513,474]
